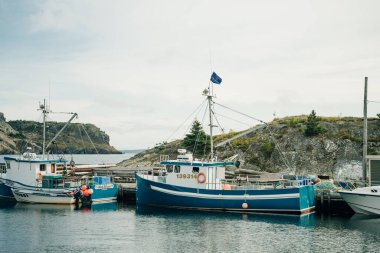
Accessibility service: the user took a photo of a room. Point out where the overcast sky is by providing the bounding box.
[1,0,380,150]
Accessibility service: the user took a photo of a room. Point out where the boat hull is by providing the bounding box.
[12,188,76,204]
[11,183,118,205]
[0,180,15,200]
[136,174,315,214]
[339,187,380,215]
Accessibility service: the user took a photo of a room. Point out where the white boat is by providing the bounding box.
[338,186,380,215]
[1,100,117,205]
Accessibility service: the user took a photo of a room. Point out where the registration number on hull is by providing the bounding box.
[176,174,196,179]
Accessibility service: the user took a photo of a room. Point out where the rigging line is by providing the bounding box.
[181,99,208,141]
[214,113,251,127]
[203,131,209,159]
[50,111,76,115]
[266,128,293,171]
[211,110,224,133]
[165,98,207,142]
[368,100,380,104]
[77,124,86,154]
[214,102,266,124]
[80,124,104,164]
[193,101,209,155]
[209,100,225,133]
[215,102,294,171]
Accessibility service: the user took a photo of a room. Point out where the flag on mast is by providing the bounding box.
[210,72,222,84]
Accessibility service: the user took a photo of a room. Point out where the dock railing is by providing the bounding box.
[220,177,313,190]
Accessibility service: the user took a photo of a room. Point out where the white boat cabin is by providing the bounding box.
[147,150,236,190]
[3,151,67,187]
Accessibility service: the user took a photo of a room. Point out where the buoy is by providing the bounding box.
[87,188,94,194]
[242,202,248,209]
[83,190,90,197]
[81,185,87,191]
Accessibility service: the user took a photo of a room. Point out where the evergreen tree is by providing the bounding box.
[182,120,210,155]
[305,110,322,137]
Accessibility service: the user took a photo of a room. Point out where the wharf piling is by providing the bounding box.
[117,183,136,203]
[315,190,354,216]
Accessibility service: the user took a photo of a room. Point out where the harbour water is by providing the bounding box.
[0,202,379,252]
[1,154,380,252]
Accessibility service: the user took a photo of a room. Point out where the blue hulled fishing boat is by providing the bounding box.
[136,74,315,214]
[136,152,314,214]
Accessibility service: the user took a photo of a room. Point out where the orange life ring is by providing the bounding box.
[197,172,206,184]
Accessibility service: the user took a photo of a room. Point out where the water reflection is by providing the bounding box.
[7,201,119,213]
[0,199,17,209]
[135,205,316,228]
[90,202,118,212]
[346,214,380,235]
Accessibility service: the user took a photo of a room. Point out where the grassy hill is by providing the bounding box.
[119,115,380,179]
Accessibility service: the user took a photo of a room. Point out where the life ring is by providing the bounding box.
[197,172,206,184]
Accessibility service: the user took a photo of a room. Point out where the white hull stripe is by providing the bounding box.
[151,185,299,200]
[146,204,315,214]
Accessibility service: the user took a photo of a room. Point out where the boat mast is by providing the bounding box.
[363,77,368,185]
[38,99,50,159]
[208,88,214,159]
[42,99,48,159]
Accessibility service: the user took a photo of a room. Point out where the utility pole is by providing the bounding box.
[363,77,368,185]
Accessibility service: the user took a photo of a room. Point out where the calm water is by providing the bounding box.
[1,154,380,252]
[0,202,379,253]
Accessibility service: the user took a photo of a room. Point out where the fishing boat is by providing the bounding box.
[10,173,117,205]
[136,76,315,214]
[338,186,380,215]
[1,100,117,204]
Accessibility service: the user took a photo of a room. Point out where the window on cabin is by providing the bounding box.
[166,165,173,173]
[0,164,6,174]
[192,167,199,173]
[6,161,10,170]
[174,165,181,173]
[40,164,46,172]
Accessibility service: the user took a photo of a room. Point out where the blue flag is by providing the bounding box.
[210,72,222,84]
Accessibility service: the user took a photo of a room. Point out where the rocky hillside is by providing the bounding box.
[119,116,380,179]
[0,112,120,154]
